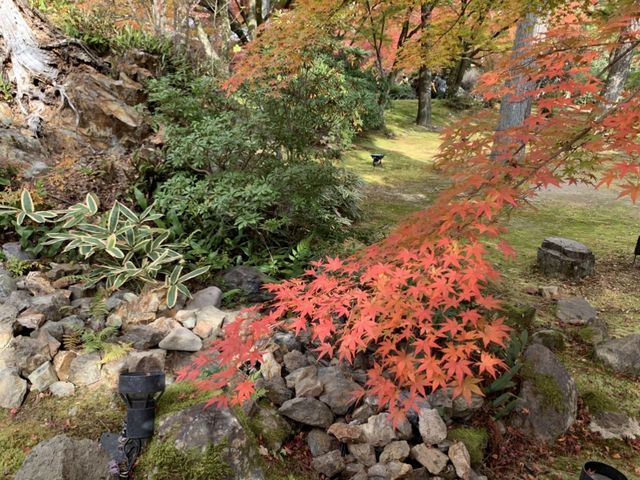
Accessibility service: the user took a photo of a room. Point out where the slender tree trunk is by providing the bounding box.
[152,0,167,35]
[416,66,432,127]
[246,0,258,39]
[602,18,639,104]
[447,54,470,98]
[492,13,546,161]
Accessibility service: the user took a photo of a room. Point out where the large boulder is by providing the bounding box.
[157,402,265,480]
[537,237,594,279]
[515,344,578,442]
[595,334,640,377]
[185,286,222,310]
[13,434,111,480]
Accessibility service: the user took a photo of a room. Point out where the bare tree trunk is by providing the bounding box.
[492,13,546,161]
[152,0,167,35]
[246,0,258,40]
[416,66,432,127]
[446,54,470,99]
[602,18,639,104]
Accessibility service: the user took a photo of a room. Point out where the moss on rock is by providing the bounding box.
[447,427,488,466]
[501,304,536,332]
[522,362,565,413]
[156,381,212,418]
[137,440,231,480]
[581,388,620,415]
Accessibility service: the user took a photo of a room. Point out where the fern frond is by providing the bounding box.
[100,342,133,364]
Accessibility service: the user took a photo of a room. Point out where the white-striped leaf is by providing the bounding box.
[20,190,34,213]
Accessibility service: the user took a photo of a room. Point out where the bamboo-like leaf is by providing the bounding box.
[85,193,99,215]
[166,285,178,308]
[176,283,191,298]
[117,202,139,222]
[20,190,34,213]
[77,223,108,234]
[106,233,117,250]
[16,212,26,226]
[169,265,183,285]
[108,205,120,233]
[179,266,210,283]
[26,212,46,223]
[106,245,125,259]
[134,188,148,210]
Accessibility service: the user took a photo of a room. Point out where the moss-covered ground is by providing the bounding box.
[345,100,640,480]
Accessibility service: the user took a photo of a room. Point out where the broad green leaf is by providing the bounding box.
[108,205,120,233]
[106,245,125,259]
[16,212,26,226]
[179,266,210,283]
[20,190,34,213]
[85,193,99,215]
[106,233,117,250]
[26,212,46,223]
[134,188,148,210]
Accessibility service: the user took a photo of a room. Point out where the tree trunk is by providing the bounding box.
[602,18,639,104]
[492,13,546,162]
[447,55,470,99]
[416,66,432,127]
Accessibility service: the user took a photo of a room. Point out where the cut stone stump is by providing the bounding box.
[537,237,594,279]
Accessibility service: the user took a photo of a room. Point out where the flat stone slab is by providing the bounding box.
[595,334,640,377]
[537,237,594,279]
[556,297,597,325]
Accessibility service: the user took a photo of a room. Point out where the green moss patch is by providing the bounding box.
[137,441,231,480]
[447,427,489,466]
[580,388,620,415]
[156,381,212,418]
[522,362,565,413]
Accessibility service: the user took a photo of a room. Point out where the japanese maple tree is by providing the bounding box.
[180,0,640,419]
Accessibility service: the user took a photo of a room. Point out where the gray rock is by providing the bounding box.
[49,381,75,397]
[327,422,364,443]
[126,349,166,373]
[0,323,11,349]
[448,441,472,480]
[380,440,410,463]
[557,297,597,325]
[147,316,180,336]
[0,344,17,369]
[24,271,56,295]
[595,334,640,377]
[185,286,222,310]
[311,449,344,478]
[532,329,566,352]
[344,462,367,479]
[278,397,334,427]
[307,428,339,457]
[3,242,34,261]
[28,361,58,392]
[120,325,165,350]
[403,467,430,480]
[589,411,640,440]
[348,443,376,467]
[537,237,594,279]
[157,402,265,480]
[33,329,61,357]
[40,321,65,342]
[0,368,28,408]
[0,268,17,302]
[452,394,484,420]
[516,344,578,442]
[318,366,361,415]
[6,290,33,312]
[13,335,51,375]
[287,365,322,398]
[418,408,447,445]
[360,413,399,448]
[368,463,389,479]
[410,443,448,475]
[272,331,302,353]
[13,434,111,480]
[249,404,292,451]
[29,292,70,322]
[59,315,84,334]
[68,353,102,386]
[255,376,292,406]
[158,326,202,352]
[283,350,308,372]
[0,303,18,325]
[17,309,46,329]
[352,403,374,424]
[223,266,270,303]
[193,306,226,335]
[53,351,77,382]
[387,461,412,480]
[175,309,197,329]
[259,351,281,380]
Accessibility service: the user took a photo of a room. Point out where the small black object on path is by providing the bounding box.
[371,153,385,167]
[634,235,640,265]
[579,461,628,480]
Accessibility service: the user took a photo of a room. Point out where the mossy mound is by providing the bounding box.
[501,304,536,333]
[156,381,212,418]
[522,362,565,413]
[137,441,231,480]
[581,388,620,415]
[447,427,489,467]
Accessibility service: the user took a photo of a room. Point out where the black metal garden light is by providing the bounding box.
[371,153,385,167]
[104,371,165,479]
[580,461,628,480]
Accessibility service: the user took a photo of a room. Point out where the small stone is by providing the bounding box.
[158,326,202,352]
[318,366,361,415]
[272,331,301,353]
[6,290,32,312]
[101,358,127,388]
[147,316,180,336]
[59,315,84,334]
[278,397,334,427]
[0,268,17,302]
[3,242,34,261]
[368,463,389,479]
[348,443,376,467]
[0,323,12,349]
[33,329,61,357]
[344,462,366,478]
[286,365,322,397]
[223,266,269,303]
[185,286,222,310]
[352,403,374,424]
[126,349,166,373]
[328,422,364,443]
[13,335,51,376]
[283,350,308,372]
[53,351,77,382]
[380,440,410,463]
[311,449,344,478]
[0,303,19,325]
[589,411,640,440]
[39,321,64,342]
[418,408,447,445]
[119,325,165,350]
[557,297,597,325]
[452,393,484,420]
[360,413,398,448]
[448,441,472,480]
[387,461,412,480]
[194,306,226,335]
[0,368,28,408]
[17,310,46,329]
[27,361,58,392]
[410,443,448,475]
[539,286,560,299]
[68,353,101,386]
[307,428,339,457]
[260,352,281,380]
[24,272,56,296]
[594,334,640,377]
[49,381,75,397]
[175,309,197,328]
[255,376,292,406]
